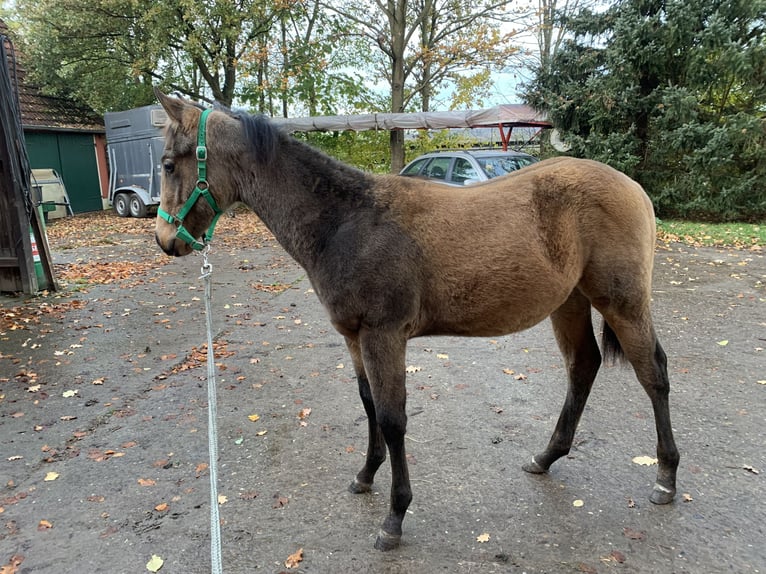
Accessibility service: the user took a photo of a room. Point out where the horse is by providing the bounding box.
[153,89,679,551]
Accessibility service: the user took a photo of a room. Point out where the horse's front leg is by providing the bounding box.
[358,329,411,551]
[345,336,387,493]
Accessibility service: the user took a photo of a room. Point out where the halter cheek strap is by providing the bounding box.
[158,108,224,251]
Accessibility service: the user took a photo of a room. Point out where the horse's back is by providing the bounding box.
[385,157,656,266]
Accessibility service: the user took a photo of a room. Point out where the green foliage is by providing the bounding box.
[300,131,391,174]
[526,0,766,222]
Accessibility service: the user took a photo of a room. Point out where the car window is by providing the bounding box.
[401,158,430,176]
[423,157,451,180]
[515,156,538,169]
[449,157,479,184]
[476,156,531,178]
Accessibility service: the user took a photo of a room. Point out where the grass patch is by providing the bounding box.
[657,220,764,249]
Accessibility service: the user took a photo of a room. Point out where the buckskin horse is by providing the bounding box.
[153,89,679,551]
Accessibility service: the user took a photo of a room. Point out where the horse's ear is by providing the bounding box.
[154,87,187,125]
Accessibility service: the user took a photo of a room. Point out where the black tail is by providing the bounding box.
[601,321,626,366]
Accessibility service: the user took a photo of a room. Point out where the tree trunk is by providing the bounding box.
[388,0,407,173]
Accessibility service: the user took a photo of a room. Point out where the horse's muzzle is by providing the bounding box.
[155,233,188,257]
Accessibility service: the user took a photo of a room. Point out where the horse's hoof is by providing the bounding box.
[374,530,401,551]
[522,457,547,474]
[348,479,372,494]
[649,483,675,505]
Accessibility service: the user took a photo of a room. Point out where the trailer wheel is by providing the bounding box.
[114,193,130,217]
[129,195,148,218]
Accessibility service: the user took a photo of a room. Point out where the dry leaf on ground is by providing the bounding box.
[284,547,303,569]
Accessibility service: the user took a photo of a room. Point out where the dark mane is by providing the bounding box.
[233,110,280,166]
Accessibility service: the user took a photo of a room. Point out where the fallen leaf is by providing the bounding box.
[405,365,421,373]
[218,494,228,505]
[757,380,766,385]
[273,493,289,508]
[682,493,693,502]
[631,455,658,466]
[603,550,626,563]
[146,554,164,572]
[44,472,59,482]
[138,478,156,487]
[284,548,303,569]
[0,554,23,574]
[298,408,312,419]
[62,390,78,398]
[37,519,53,530]
[247,414,260,422]
[256,430,268,436]
[155,503,169,512]
[476,532,490,543]
[623,527,646,540]
[502,368,515,375]
[436,353,449,359]
[573,499,584,507]
[717,340,729,346]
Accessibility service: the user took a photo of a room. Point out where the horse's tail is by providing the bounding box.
[601,321,626,366]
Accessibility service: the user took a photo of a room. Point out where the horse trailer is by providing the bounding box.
[104,104,167,217]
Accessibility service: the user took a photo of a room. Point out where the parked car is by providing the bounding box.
[400,149,538,186]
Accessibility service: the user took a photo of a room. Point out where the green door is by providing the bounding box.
[25,132,103,213]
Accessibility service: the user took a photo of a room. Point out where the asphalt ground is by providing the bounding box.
[0,212,764,574]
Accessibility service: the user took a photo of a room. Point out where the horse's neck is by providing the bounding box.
[242,140,370,270]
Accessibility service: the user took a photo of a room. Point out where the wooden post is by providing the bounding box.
[1,31,40,293]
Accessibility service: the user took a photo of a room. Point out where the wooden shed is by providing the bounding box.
[1,18,108,215]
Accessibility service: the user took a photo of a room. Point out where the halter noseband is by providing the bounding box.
[158,108,224,251]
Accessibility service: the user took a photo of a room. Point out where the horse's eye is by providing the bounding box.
[163,161,175,175]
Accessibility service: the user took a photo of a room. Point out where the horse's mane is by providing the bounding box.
[232,110,280,166]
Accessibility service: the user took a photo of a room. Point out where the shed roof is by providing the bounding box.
[1,19,103,133]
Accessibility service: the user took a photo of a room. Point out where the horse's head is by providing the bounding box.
[154,89,230,256]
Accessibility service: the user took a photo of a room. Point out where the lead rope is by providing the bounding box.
[200,245,224,574]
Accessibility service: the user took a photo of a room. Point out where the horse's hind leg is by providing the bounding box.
[345,335,387,494]
[524,288,602,474]
[600,310,680,504]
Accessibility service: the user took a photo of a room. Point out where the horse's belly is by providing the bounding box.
[419,281,571,338]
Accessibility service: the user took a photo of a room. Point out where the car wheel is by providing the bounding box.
[129,195,148,218]
[113,193,130,217]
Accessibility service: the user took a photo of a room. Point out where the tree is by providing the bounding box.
[13,0,290,111]
[328,0,523,172]
[238,0,377,117]
[525,0,766,221]
[532,0,601,72]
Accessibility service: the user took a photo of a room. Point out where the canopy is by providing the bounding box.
[270,104,550,133]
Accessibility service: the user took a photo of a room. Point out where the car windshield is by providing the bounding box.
[476,155,536,178]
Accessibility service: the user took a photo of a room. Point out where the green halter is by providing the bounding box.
[157,108,224,251]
